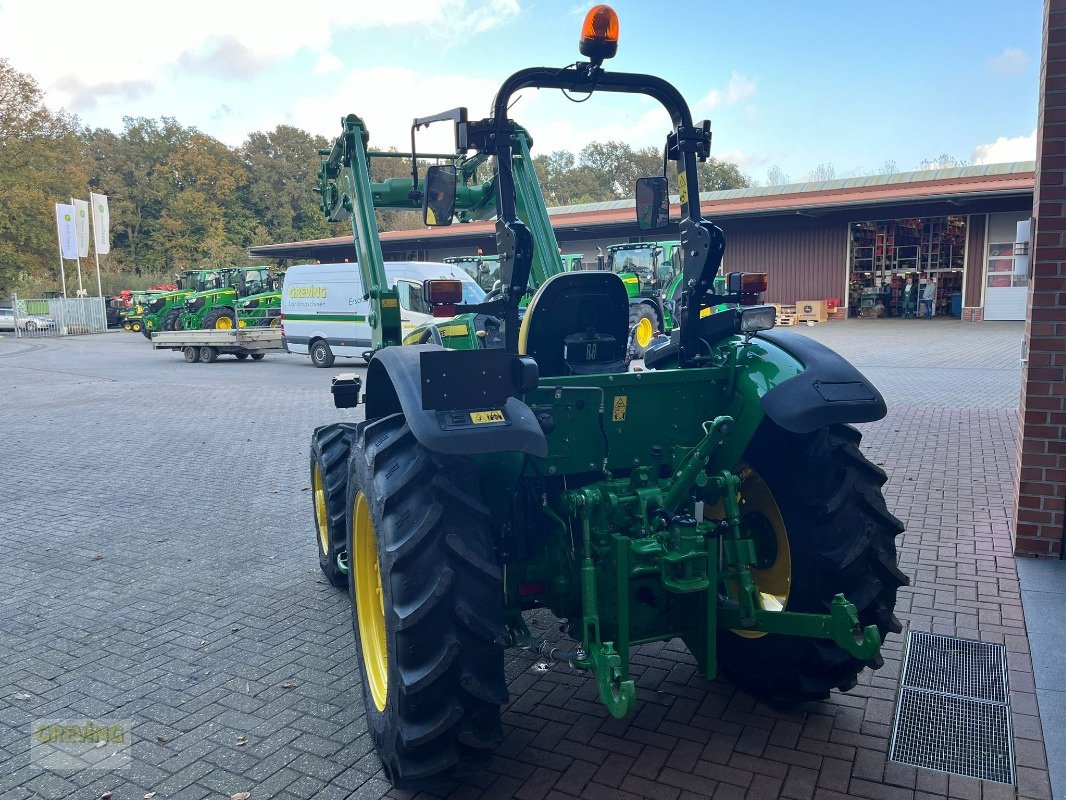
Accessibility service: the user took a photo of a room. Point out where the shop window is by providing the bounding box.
[986,242,1028,287]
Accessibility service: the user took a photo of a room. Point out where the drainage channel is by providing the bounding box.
[889,631,1015,785]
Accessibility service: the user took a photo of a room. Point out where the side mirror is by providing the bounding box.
[423,165,457,227]
[635,177,670,231]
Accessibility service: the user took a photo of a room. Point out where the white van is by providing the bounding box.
[281,261,485,367]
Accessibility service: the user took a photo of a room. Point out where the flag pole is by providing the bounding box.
[54,210,68,299]
[71,196,84,295]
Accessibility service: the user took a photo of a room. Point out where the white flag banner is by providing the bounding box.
[90,192,110,255]
[73,198,90,257]
[55,203,78,259]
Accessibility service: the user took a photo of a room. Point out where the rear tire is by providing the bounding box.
[629,303,661,359]
[310,339,335,368]
[183,346,200,363]
[199,346,218,364]
[715,421,907,703]
[250,353,265,361]
[347,414,506,788]
[235,352,249,361]
[311,423,357,589]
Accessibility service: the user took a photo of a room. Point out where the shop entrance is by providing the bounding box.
[847,216,966,319]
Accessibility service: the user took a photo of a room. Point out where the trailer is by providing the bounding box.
[150,328,283,363]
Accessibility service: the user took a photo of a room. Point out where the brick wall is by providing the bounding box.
[1014,0,1066,558]
[963,307,983,322]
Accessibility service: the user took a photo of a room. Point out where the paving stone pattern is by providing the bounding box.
[0,322,1050,800]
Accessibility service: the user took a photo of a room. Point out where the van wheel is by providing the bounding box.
[311,340,335,368]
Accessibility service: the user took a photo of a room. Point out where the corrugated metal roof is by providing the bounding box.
[543,161,1036,216]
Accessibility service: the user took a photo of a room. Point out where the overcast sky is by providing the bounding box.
[0,0,1042,182]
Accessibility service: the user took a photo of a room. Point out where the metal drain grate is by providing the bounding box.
[890,632,1015,785]
[900,632,1008,703]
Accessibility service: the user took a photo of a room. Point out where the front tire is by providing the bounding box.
[629,303,661,359]
[163,309,182,331]
[347,414,506,788]
[715,421,907,703]
[250,353,265,361]
[183,346,200,363]
[311,423,356,589]
[199,346,218,364]
[203,309,235,330]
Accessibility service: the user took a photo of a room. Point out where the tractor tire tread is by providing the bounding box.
[716,421,907,704]
[348,414,505,789]
[311,422,358,588]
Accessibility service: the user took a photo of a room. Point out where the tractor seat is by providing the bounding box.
[518,271,630,377]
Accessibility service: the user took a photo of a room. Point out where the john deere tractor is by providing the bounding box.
[603,240,683,356]
[308,6,906,788]
[178,266,279,330]
[448,252,584,292]
[141,269,222,337]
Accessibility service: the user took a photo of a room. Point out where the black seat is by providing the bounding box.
[519,271,630,377]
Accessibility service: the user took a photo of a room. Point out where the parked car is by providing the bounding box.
[0,307,56,331]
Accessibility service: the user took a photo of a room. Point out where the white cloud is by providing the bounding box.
[698,72,756,110]
[313,53,344,77]
[972,129,1036,164]
[988,47,1028,76]
[295,66,503,150]
[0,0,519,107]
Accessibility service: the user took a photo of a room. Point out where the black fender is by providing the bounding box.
[754,329,886,434]
[364,344,548,457]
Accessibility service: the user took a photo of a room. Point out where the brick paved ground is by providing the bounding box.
[0,320,1051,800]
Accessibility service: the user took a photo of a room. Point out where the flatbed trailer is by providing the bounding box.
[150,329,283,363]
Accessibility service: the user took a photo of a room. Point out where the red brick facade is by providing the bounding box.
[1014,0,1066,557]
[962,307,983,322]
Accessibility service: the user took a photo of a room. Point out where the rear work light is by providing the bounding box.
[726,272,769,304]
[737,305,777,333]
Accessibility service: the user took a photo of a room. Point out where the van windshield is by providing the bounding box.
[462,281,486,304]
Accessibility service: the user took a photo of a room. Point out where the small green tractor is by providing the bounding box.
[309,6,905,788]
[141,270,222,337]
[178,266,280,330]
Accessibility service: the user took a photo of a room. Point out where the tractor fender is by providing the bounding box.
[364,344,548,457]
[753,329,886,434]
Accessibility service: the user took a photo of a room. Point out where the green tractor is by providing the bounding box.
[178,266,277,330]
[235,275,283,329]
[603,240,683,356]
[308,7,905,789]
[141,270,222,338]
[447,251,583,292]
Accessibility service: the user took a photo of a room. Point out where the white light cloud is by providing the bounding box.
[972,129,1036,164]
[0,0,519,107]
[988,47,1028,76]
[295,67,503,150]
[313,53,344,77]
[698,72,756,110]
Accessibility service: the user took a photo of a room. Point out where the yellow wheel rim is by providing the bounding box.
[238,319,247,329]
[635,316,654,349]
[215,315,234,330]
[270,317,281,328]
[722,464,792,638]
[312,463,329,555]
[352,491,388,711]
[132,322,141,332]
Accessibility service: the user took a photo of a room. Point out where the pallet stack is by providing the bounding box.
[774,304,798,326]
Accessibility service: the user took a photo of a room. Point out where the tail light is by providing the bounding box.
[726,272,769,304]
